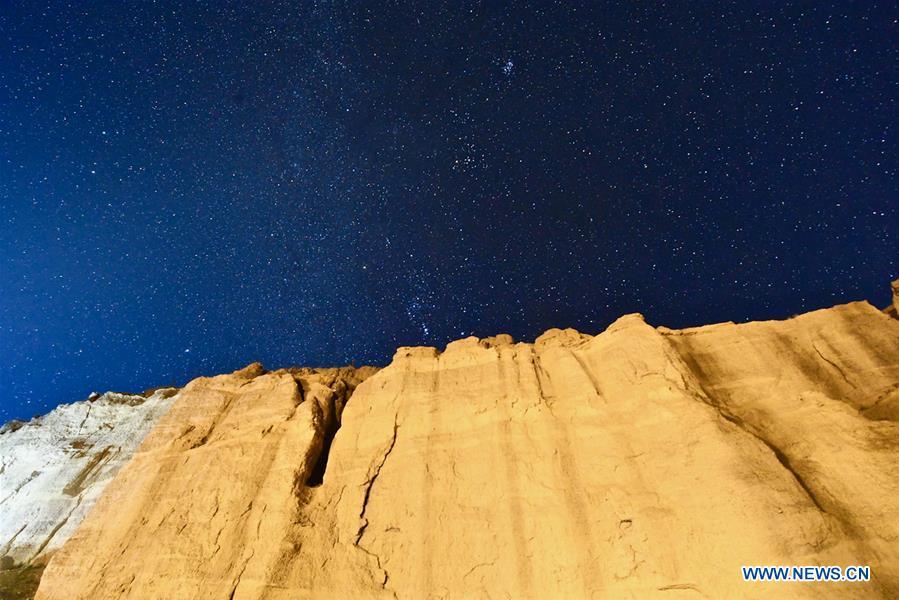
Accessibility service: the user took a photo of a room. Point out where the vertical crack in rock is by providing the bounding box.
[530,352,557,414]
[568,348,606,400]
[355,415,399,543]
[354,414,399,592]
[29,496,83,562]
[763,440,830,516]
[1,523,28,557]
[0,470,41,507]
[75,404,92,436]
[0,471,43,515]
[811,340,856,389]
[227,548,255,600]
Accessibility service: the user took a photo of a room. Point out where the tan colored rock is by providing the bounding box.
[33,364,375,600]
[34,297,899,599]
[886,279,899,318]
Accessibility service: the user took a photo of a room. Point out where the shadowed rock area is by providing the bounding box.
[5,284,899,599]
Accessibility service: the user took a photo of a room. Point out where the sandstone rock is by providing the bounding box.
[0,388,178,597]
[33,365,376,600]
[886,279,899,318]
[25,291,899,599]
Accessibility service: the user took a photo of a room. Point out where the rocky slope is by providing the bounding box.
[5,284,899,599]
[0,389,178,598]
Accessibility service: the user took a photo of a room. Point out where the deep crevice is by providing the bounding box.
[305,414,339,488]
[305,381,353,487]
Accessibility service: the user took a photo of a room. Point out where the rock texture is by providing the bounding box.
[0,389,178,597]
[33,364,378,600]
[886,278,899,318]
[22,290,899,599]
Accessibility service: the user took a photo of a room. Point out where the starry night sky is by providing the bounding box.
[1,2,896,422]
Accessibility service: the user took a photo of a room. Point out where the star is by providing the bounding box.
[0,1,895,423]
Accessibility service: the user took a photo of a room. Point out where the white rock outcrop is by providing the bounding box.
[0,388,178,567]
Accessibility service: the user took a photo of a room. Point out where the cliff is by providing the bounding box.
[4,286,899,599]
[0,389,178,598]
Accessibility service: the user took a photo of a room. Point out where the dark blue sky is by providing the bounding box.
[1,2,896,422]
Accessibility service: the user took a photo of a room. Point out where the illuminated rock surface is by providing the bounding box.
[0,389,178,598]
[17,289,899,599]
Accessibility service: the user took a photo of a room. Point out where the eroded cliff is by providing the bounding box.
[0,389,178,598]
[10,288,899,599]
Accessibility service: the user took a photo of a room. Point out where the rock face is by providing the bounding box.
[887,278,899,318]
[33,364,378,600]
[21,294,899,599]
[0,389,178,597]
